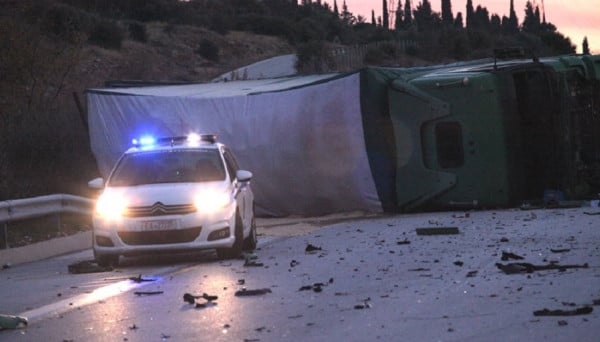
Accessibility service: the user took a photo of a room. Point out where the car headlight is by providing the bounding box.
[194,190,231,213]
[95,192,128,219]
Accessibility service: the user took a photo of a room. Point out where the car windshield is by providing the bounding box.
[109,149,226,186]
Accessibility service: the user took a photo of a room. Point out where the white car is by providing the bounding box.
[88,134,256,266]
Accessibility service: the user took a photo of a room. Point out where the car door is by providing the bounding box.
[222,147,252,230]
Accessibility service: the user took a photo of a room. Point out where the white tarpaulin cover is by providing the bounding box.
[87,73,382,216]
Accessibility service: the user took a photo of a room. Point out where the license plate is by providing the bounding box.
[139,219,177,231]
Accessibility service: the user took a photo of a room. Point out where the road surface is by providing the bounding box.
[1,208,599,341]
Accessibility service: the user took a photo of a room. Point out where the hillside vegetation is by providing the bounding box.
[0,0,577,200]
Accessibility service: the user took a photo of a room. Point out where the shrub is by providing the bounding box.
[88,21,124,50]
[128,21,147,42]
[196,39,219,62]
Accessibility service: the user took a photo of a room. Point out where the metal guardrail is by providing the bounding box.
[0,194,94,249]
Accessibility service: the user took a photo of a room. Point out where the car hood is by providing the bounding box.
[103,181,231,207]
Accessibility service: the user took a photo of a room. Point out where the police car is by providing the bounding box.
[88,134,256,266]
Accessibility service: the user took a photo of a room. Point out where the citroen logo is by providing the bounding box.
[150,202,168,214]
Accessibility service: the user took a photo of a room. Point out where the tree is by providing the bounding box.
[372,9,376,25]
[413,0,436,31]
[454,12,463,28]
[382,0,389,29]
[404,0,412,28]
[583,36,590,55]
[333,0,339,17]
[509,0,519,34]
[523,1,540,33]
[466,0,474,30]
[394,0,404,30]
[441,0,453,26]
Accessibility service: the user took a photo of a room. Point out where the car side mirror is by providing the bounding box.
[236,170,252,182]
[88,177,105,189]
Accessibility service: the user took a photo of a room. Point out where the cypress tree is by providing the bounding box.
[441,0,453,26]
[509,0,519,33]
[383,0,389,29]
[466,0,474,29]
[583,36,590,55]
[333,0,339,17]
[394,0,404,30]
[454,12,463,28]
[372,9,376,25]
[404,0,412,27]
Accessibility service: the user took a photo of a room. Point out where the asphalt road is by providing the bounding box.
[1,208,599,341]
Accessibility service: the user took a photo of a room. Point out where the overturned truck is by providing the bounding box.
[87,54,600,216]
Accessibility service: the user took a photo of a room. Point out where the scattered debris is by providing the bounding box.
[183,293,218,305]
[583,211,600,216]
[501,251,525,261]
[396,239,411,245]
[496,262,589,274]
[557,320,568,326]
[134,291,164,296]
[408,268,430,272]
[290,259,299,267]
[244,259,264,267]
[454,261,464,267]
[67,260,113,274]
[533,306,593,316]
[415,227,459,235]
[298,281,331,293]
[466,270,478,278]
[499,237,509,243]
[305,244,322,252]
[550,248,570,253]
[129,275,154,283]
[354,298,372,310]
[195,301,217,309]
[593,299,600,306]
[235,288,272,297]
[238,279,246,285]
[0,314,28,330]
[2,263,11,269]
[129,324,138,330]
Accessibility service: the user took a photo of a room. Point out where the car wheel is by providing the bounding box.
[216,210,243,259]
[243,207,257,251]
[95,252,119,267]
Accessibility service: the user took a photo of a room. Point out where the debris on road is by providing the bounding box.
[235,288,272,297]
[183,293,218,304]
[501,251,525,261]
[533,306,593,316]
[2,263,11,269]
[454,261,464,267]
[129,274,155,283]
[415,227,459,235]
[550,248,570,253]
[305,243,322,252]
[134,291,164,296]
[299,280,332,293]
[244,253,264,267]
[396,239,411,245]
[496,262,589,274]
[466,270,478,278]
[354,298,372,310]
[0,314,28,330]
[67,260,113,274]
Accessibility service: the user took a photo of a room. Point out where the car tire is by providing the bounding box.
[95,252,119,267]
[216,210,243,259]
[243,207,257,251]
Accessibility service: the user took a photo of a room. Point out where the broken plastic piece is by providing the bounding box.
[235,288,272,296]
[501,251,524,261]
[134,291,163,296]
[550,248,570,253]
[396,239,411,245]
[533,306,593,316]
[129,274,154,283]
[415,227,459,235]
[0,314,28,330]
[496,262,589,274]
[305,244,322,252]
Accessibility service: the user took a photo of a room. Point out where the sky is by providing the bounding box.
[342,0,600,54]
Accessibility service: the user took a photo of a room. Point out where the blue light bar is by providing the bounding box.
[132,135,156,147]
